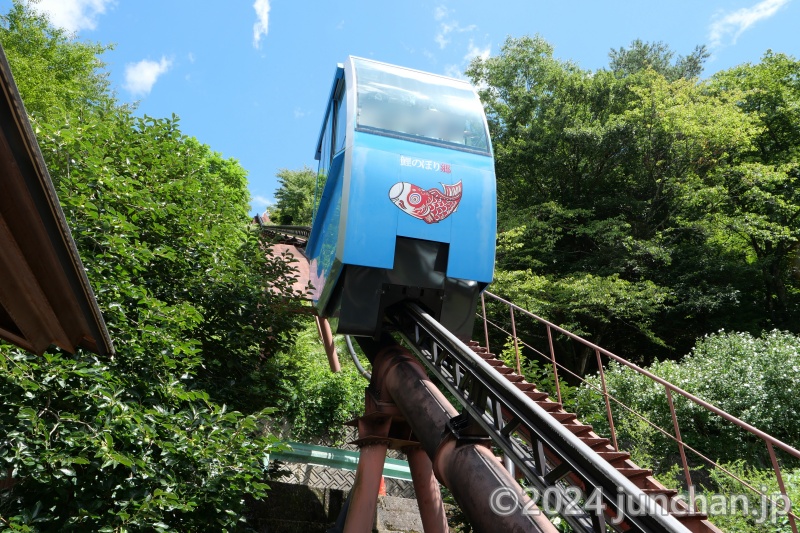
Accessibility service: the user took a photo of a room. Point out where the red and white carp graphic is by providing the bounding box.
[388,180,462,224]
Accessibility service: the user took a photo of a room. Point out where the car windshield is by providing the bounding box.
[354,58,489,154]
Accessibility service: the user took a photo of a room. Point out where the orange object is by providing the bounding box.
[378,476,386,496]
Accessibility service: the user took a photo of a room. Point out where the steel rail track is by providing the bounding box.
[390,302,692,533]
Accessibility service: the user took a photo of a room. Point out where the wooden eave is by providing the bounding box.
[0,45,113,356]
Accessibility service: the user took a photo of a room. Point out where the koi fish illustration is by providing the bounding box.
[388,180,462,224]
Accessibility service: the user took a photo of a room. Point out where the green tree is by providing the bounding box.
[262,321,367,445]
[468,36,757,371]
[711,51,800,166]
[36,109,303,411]
[680,161,800,329]
[684,52,800,329]
[269,166,317,226]
[0,2,304,529]
[609,39,709,81]
[0,1,111,121]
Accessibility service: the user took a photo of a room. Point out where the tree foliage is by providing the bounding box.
[262,321,366,445]
[695,52,800,326]
[577,330,800,469]
[469,35,800,374]
[0,1,111,121]
[269,166,317,226]
[471,34,800,531]
[608,39,709,81]
[0,2,303,530]
[574,330,800,531]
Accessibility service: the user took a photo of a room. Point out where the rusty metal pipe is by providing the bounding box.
[405,446,448,533]
[343,440,389,533]
[315,316,341,372]
[374,345,557,533]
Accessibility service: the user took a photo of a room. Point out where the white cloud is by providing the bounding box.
[253,0,271,49]
[251,195,274,213]
[124,57,173,97]
[294,107,308,119]
[444,64,464,79]
[29,0,113,32]
[433,5,476,50]
[464,39,491,63]
[441,40,490,79]
[435,21,477,49]
[708,0,790,48]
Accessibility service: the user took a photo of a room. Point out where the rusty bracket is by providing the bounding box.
[446,412,492,447]
[347,387,420,450]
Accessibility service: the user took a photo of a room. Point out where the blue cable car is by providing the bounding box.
[306,57,496,341]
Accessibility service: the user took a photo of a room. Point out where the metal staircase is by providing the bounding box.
[389,302,716,532]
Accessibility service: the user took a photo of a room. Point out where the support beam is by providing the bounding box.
[405,445,447,533]
[316,316,341,372]
[369,344,557,533]
[343,440,390,533]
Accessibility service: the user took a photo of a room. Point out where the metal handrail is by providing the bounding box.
[267,441,411,481]
[397,302,693,533]
[481,290,799,533]
[483,291,800,459]
[260,224,312,239]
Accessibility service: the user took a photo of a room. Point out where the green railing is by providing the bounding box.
[267,442,412,481]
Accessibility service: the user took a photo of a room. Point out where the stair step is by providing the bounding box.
[642,488,679,499]
[672,511,710,521]
[514,382,537,392]
[596,451,631,463]
[579,437,612,449]
[616,468,652,479]
[563,424,593,436]
[535,401,562,412]
[549,412,578,423]
[525,391,550,401]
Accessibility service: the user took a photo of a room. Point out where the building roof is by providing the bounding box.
[0,45,113,356]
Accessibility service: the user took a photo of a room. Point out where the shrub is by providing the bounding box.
[577,330,800,471]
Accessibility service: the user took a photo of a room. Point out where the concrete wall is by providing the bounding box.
[247,482,425,533]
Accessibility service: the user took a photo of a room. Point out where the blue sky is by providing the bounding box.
[5,0,798,215]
